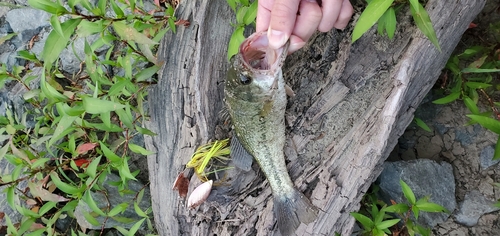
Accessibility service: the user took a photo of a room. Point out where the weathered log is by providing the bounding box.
[144,0,486,235]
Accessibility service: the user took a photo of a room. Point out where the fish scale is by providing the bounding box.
[224,31,319,236]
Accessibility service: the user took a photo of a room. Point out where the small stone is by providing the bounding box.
[480,145,500,169]
[377,159,456,227]
[455,190,498,227]
[6,8,50,42]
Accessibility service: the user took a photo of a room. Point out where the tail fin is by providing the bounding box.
[274,190,319,236]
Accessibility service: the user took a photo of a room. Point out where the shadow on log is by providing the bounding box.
[144,0,485,235]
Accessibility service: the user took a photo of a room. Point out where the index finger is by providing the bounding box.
[267,0,300,49]
[257,0,273,32]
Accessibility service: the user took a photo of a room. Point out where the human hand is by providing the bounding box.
[257,0,353,53]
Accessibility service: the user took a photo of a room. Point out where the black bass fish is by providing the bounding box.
[224,31,319,236]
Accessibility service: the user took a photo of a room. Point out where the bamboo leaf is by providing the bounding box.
[352,0,395,42]
[112,21,157,45]
[42,18,82,66]
[463,96,480,115]
[414,117,431,132]
[467,114,500,134]
[384,7,396,39]
[376,218,400,230]
[128,143,155,155]
[50,172,83,195]
[410,2,441,52]
[227,26,245,61]
[350,212,374,230]
[462,68,500,73]
[82,96,125,114]
[494,137,500,160]
[400,180,416,205]
[432,92,460,104]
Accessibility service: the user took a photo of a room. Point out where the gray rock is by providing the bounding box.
[480,145,500,169]
[29,27,51,59]
[0,67,42,129]
[6,8,50,42]
[74,173,152,230]
[0,162,28,226]
[455,190,498,226]
[59,34,108,74]
[377,159,456,227]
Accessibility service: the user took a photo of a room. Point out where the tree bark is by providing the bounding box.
[144,0,486,235]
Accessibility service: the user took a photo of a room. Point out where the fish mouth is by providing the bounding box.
[240,31,289,74]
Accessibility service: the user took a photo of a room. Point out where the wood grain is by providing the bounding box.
[145,0,486,235]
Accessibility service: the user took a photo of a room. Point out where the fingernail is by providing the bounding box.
[289,42,306,53]
[267,28,288,49]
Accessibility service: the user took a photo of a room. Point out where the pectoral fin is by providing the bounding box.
[230,136,253,172]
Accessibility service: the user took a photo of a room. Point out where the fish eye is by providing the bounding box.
[239,74,252,85]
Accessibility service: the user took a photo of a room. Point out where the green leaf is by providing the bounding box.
[99,141,122,163]
[119,157,137,181]
[110,0,125,18]
[39,201,57,216]
[227,26,245,61]
[128,143,154,155]
[408,0,420,13]
[97,0,107,16]
[40,69,69,102]
[76,20,105,37]
[465,82,492,89]
[416,201,449,213]
[6,186,15,208]
[0,32,17,45]
[114,226,130,235]
[48,114,76,148]
[42,18,82,66]
[227,0,236,12]
[412,205,420,219]
[384,203,409,214]
[376,218,400,230]
[50,172,83,195]
[432,92,460,105]
[108,202,128,217]
[112,21,158,45]
[494,137,500,160]
[135,65,160,82]
[462,68,500,73]
[82,96,125,114]
[129,218,146,235]
[136,125,157,136]
[86,156,101,178]
[100,111,111,128]
[83,210,101,226]
[467,114,500,134]
[352,0,395,42]
[50,15,64,38]
[400,180,416,205]
[414,117,431,132]
[384,7,396,39]
[410,2,441,52]
[83,191,106,216]
[243,1,258,25]
[463,96,480,115]
[28,0,68,14]
[115,106,134,129]
[134,202,147,217]
[236,6,249,24]
[350,212,374,230]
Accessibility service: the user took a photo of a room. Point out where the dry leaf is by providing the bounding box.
[76,143,97,155]
[28,180,70,202]
[172,172,189,198]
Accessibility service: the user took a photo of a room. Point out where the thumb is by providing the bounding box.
[267,0,300,49]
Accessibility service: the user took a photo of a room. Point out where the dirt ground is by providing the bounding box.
[387,1,500,235]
